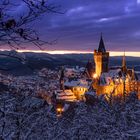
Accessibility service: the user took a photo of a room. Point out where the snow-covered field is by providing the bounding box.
[0,69,140,140]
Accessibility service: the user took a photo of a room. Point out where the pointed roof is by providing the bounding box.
[98,34,106,53]
[131,66,135,80]
[60,66,64,81]
[122,52,127,73]
[122,52,126,68]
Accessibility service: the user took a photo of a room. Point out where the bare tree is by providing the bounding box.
[0,0,62,71]
[0,0,61,50]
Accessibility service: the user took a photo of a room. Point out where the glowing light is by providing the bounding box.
[110,51,140,57]
[56,107,63,117]
[93,73,98,79]
[17,50,92,54]
[57,108,62,112]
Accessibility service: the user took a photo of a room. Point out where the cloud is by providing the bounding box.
[137,0,140,4]
[67,6,85,16]
[11,0,140,51]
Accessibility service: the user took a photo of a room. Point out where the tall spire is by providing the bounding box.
[131,66,135,80]
[122,51,127,73]
[98,33,106,53]
[59,66,65,90]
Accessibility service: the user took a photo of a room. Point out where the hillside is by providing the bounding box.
[0,51,139,76]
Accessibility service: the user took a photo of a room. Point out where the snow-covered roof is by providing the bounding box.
[65,67,85,77]
[101,69,121,78]
[100,69,122,85]
[55,90,77,102]
[64,79,90,88]
[55,90,74,96]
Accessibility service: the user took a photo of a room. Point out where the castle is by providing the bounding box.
[89,35,140,100]
[57,35,140,103]
[55,35,140,115]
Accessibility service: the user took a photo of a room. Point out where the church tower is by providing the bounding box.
[94,34,109,77]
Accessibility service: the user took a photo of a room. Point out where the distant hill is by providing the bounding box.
[0,51,139,76]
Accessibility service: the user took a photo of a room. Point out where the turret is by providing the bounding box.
[122,52,127,73]
[131,66,135,80]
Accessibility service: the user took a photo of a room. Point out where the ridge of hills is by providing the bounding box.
[0,51,139,76]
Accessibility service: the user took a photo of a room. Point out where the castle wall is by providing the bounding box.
[94,81,139,99]
[94,52,102,77]
[95,83,123,96]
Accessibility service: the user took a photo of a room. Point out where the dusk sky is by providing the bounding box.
[7,0,140,52]
[35,0,140,52]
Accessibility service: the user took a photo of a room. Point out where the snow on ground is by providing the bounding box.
[0,68,140,140]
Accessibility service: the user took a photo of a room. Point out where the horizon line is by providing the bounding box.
[0,49,140,57]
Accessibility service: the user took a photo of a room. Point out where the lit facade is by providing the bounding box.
[94,35,109,77]
[92,35,140,100]
[58,35,140,102]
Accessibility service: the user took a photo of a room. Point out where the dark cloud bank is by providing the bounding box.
[9,0,140,51]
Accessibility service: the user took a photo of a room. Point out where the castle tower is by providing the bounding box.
[94,34,109,77]
[122,52,127,73]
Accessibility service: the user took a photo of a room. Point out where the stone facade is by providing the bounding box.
[94,80,139,99]
[94,51,109,77]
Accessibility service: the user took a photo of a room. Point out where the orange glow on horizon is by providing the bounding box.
[0,49,140,57]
